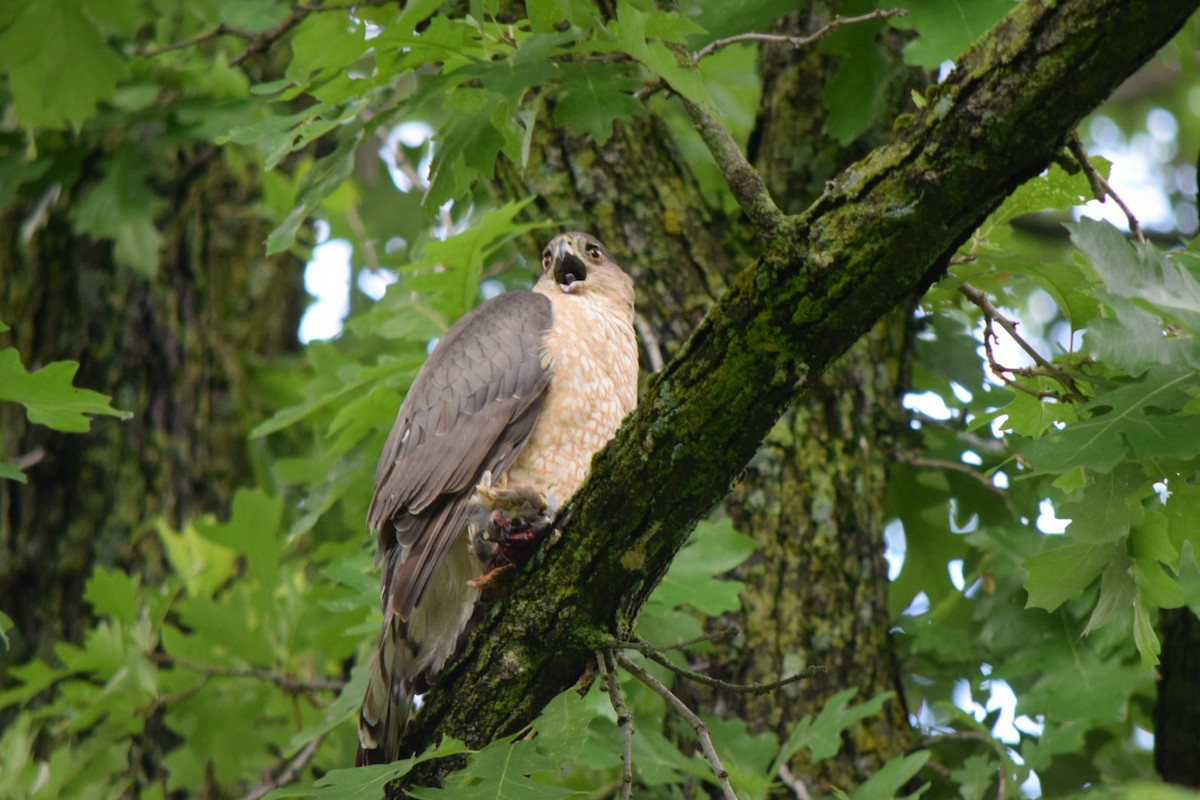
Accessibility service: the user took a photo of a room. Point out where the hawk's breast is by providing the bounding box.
[505,287,638,503]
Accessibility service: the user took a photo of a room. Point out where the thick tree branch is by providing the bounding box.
[399,0,1198,787]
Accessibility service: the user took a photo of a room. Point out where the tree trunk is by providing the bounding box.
[0,147,305,669]
[705,6,924,789]
[1156,608,1200,786]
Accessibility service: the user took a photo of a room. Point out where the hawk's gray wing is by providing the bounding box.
[367,291,554,620]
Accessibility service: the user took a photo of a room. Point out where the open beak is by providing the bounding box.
[549,238,588,293]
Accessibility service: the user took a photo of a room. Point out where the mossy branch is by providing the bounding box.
[398,0,1199,788]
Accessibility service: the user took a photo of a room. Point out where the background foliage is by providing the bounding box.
[2,0,1200,798]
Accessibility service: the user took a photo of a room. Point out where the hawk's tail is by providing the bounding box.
[356,616,414,766]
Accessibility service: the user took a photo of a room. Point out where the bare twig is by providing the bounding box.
[137,23,255,57]
[139,0,391,67]
[241,737,324,800]
[639,9,907,101]
[618,639,824,696]
[1067,134,1145,243]
[596,649,635,800]
[634,312,665,373]
[11,447,46,471]
[680,98,785,238]
[615,653,738,800]
[149,652,345,693]
[777,764,812,800]
[958,283,1087,403]
[630,627,739,653]
[893,451,1006,498]
[690,9,907,62]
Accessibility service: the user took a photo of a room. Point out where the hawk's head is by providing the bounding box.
[540,232,634,311]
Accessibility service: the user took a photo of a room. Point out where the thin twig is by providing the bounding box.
[634,312,665,373]
[618,639,824,696]
[615,653,738,800]
[149,652,345,693]
[777,764,812,800]
[137,23,255,57]
[1067,134,1145,243]
[630,627,739,653]
[691,9,907,62]
[639,9,907,101]
[680,98,785,238]
[958,284,1086,403]
[138,1,390,64]
[893,452,1006,497]
[144,676,209,716]
[241,737,324,800]
[596,649,635,800]
[11,447,46,471]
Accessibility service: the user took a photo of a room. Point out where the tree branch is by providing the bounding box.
[398,0,1200,788]
[615,653,738,800]
[690,9,907,63]
[1067,134,1147,243]
[680,98,786,238]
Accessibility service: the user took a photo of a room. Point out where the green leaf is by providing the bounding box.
[851,751,930,800]
[0,348,131,432]
[1017,643,1149,763]
[402,199,545,320]
[408,737,581,800]
[424,89,508,209]
[1073,217,1200,334]
[286,12,371,93]
[997,388,1077,439]
[264,738,470,800]
[156,518,240,598]
[84,567,142,627]
[892,0,1015,69]
[1087,296,1200,373]
[885,464,969,616]
[0,462,26,484]
[1082,549,1135,635]
[1018,366,1200,474]
[990,161,1100,226]
[68,143,166,277]
[608,2,711,107]
[194,489,286,591]
[1055,465,1148,544]
[553,63,644,144]
[821,1,904,145]
[646,519,757,615]
[1023,541,1120,612]
[773,689,893,771]
[531,690,600,763]
[267,130,364,254]
[0,609,11,650]
[703,715,777,798]
[0,0,125,130]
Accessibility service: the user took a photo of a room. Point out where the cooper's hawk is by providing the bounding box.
[357,232,638,765]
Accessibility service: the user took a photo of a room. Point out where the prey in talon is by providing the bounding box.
[467,480,556,592]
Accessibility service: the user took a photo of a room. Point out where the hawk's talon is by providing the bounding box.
[467,483,556,574]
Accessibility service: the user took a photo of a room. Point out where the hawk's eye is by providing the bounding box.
[541,251,552,271]
[584,245,602,261]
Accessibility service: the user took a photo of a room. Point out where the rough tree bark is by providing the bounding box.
[0,150,305,669]
[400,0,1199,790]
